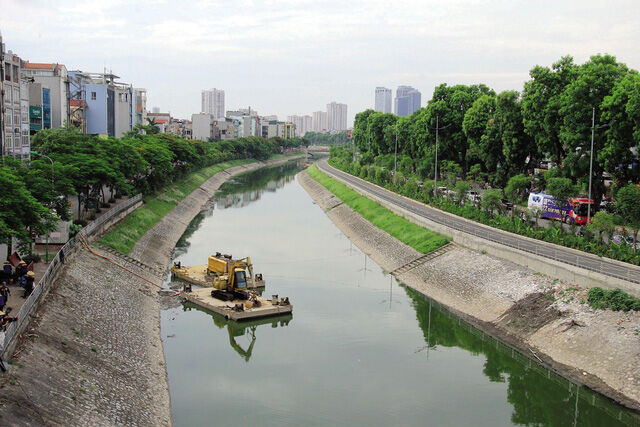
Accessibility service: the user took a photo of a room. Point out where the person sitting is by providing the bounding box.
[1,262,11,280]
[22,271,35,298]
[0,282,9,311]
[14,262,27,280]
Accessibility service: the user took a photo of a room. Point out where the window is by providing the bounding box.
[12,65,18,83]
[14,115,19,127]
[22,135,29,147]
[13,88,19,104]
[91,91,97,100]
[3,63,10,81]
[6,114,11,125]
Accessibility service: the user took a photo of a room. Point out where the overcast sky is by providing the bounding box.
[2,0,640,126]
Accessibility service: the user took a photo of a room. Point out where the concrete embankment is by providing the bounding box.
[299,170,640,412]
[0,155,304,425]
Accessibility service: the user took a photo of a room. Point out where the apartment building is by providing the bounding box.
[68,71,134,137]
[375,87,392,113]
[1,45,30,159]
[312,110,327,133]
[22,62,69,128]
[327,101,348,132]
[394,86,421,116]
[202,88,225,119]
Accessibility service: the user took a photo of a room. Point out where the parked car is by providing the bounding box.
[467,191,481,203]
[500,199,513,211]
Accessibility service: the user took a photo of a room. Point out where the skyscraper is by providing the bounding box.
[201,88,225,119]
[312,111,327,133]
[326,102,347,132]
[374,87,392,113]
[394,86,421,116]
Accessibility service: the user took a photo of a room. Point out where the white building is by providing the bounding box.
[327,101,347,132]
[312,110,327,133]
[133,88,147,127]
[1,46,30,160]
[202,88,225,119]
[192,113,215,140]
[374,87,392,113]
[287,114,312,137]
[22,62,69,128]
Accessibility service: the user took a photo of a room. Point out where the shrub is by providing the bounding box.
[588,287,640,311]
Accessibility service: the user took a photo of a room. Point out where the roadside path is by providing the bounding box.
[318,159,640,286]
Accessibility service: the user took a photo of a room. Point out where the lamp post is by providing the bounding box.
[587,107,595,222]
[30,151,54,262]
[434,115,439,197]
[394,123,398,174]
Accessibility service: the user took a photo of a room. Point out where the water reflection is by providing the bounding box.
[212,162,302,210]
[406,287,640,426]
[183,302,292,362]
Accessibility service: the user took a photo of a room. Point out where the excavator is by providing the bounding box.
[207,252,264,301]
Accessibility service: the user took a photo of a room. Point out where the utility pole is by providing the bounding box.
[434,115,439,197]
[394,123,398,174]
[587,106,595,222]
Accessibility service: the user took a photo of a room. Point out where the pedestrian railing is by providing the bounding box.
[0,194,143,359]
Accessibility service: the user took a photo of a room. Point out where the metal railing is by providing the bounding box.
[320,161,640,286]
[0,194,143,358]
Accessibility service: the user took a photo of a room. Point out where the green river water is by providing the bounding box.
[161,161,640,426]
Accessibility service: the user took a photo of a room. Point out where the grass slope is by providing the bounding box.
[308,164,449,254]
[100,159,253,254]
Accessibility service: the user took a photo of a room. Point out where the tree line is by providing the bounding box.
[352,54,640,206]
[303,131,350,145]
[1,125,304,253]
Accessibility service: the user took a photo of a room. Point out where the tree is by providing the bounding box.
[588,211,617,244]
[463,94,497,177]
[521,56,577,165]
[0,167,56,251]
[504,174,530,217]
[546,177,578,220]
[560,54,629,206]
[601,72,640,184]
[454,180,470,206]
[481,189,503,214]
[616,184,640,254]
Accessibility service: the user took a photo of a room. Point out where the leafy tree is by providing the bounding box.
[601,72,640,184]
[463,94,496,175]
[454,180,470,206]
[588,211,617,244]
[546,177,578,212]
[616,184,640,253]
[504,174,530,204]
[481,189,503,214]
[0,167,56,251]
[560,54,629,206]
[521,56,577,165]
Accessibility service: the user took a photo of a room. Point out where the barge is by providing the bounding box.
[182,287,292,321]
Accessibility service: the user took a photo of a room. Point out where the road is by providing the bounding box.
[317,159,640,285]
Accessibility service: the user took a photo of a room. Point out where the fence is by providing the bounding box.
[0,194,143,359]
[320,161,640,286]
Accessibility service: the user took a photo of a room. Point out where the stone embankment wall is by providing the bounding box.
[0,155,303,425]
[299,170,640,412]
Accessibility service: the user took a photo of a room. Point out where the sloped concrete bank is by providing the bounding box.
[299,170,640,413]
[0,156,303,425]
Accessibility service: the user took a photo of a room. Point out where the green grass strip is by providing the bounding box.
[100,159,254,254]
[308,164,450,254]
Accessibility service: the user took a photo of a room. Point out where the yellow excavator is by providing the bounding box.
[207,253,264,301]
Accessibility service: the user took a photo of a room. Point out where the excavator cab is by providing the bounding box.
[234,269,247,288]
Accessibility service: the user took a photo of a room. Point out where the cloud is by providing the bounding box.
[1,0,640,124]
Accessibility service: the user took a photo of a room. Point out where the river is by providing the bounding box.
[161,160,639,426]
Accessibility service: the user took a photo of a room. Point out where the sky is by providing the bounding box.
[2,0,640,126]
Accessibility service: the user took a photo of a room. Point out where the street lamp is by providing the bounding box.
[30,151,54,262]
[394,123,398,174]
[427,115,451,197]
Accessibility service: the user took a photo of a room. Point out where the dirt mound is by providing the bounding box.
[498,292,562,335]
